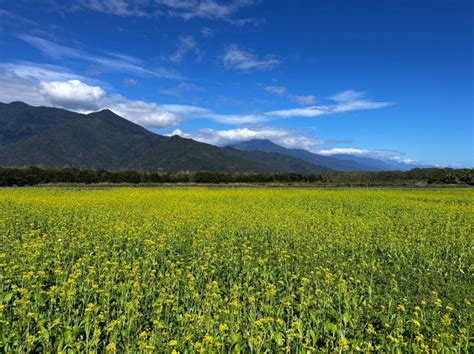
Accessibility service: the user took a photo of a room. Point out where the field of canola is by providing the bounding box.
[0,188,473,352]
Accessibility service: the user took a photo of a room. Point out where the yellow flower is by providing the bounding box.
[219,323,229,332]
[105,342,117,352]
[441,314,452,326]
[168,339,178,347]
[339,338,349,346]
[412,319,421,328]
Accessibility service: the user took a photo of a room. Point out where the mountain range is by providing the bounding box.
[0,102,422,173]
[229,139,428,172]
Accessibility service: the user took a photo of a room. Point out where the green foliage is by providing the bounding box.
[0,166,472,186]
[0,102,326,173]
[1,188,472,352]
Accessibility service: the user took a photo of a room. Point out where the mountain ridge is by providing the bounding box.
[0,102,329,173]
[229,139,381,171]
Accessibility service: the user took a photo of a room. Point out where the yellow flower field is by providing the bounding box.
[1,188,473,352]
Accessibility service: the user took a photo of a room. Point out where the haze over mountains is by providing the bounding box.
[0,102,426,173]
[229,140,430,171]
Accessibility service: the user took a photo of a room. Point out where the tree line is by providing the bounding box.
[0,167,472,186]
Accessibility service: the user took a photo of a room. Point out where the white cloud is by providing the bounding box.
[264,85,287,96]
[167,35,202,63]
[222,45,280,72]
[39,80,106,110]
[200,26,214,38]
[75,0,262,25]
[170,126,324,150]
[267,90,392,118]
[330,90,365,103]
[34,78,180,128]
[318,147,416,164]
[170,128,185,136]
[0,62,94,107]
[290,95,316,105]
[123,78,139,86]
[108,99,180,128]
[0,71,48,107]
[159,0,260,23]
[0,63,393,129]
[0,9,38,27]
[160,82,204,96]
[206,113,266,124]
[78,0,155,17]
[0,61,86,83]
[263,84,316,105]
[17,34,180,79]
[318,148,370,156]
[267,106,327,118]
[0,63,182,128]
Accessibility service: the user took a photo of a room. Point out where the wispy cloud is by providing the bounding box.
[76,0,160,17]
[161,82,205,96]
[264,85,287,96]
[0,61,90,83]
[123,78,139,87]
[0,62,393,129]
[289,95,316,105]
[200,26,214,38]
[206,113,266,124]
[72,0,262,25]
[16,34,181,79]
[158,0,262,24]
[166,35,203,63]
[0,8,38,27]
[222,45,281,72]
[267,90,392,118]
[263,84,316,105]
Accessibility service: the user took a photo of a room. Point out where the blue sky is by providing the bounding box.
[0,0,472,166]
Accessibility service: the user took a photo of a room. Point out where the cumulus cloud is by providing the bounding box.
[39,80,106,110]
[222,45,280,72]
[170,126,324,150]
[0,63,182,128]
[0,62,94,107]
[0,63,394,130]
[109,100,180,128]
[36,79,181,127]
[318,147,416,164]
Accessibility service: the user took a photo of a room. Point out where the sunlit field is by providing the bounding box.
[1,188,472,352]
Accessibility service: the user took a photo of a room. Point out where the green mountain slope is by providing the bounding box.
[0,102,329,173]
[230,139,378,171]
